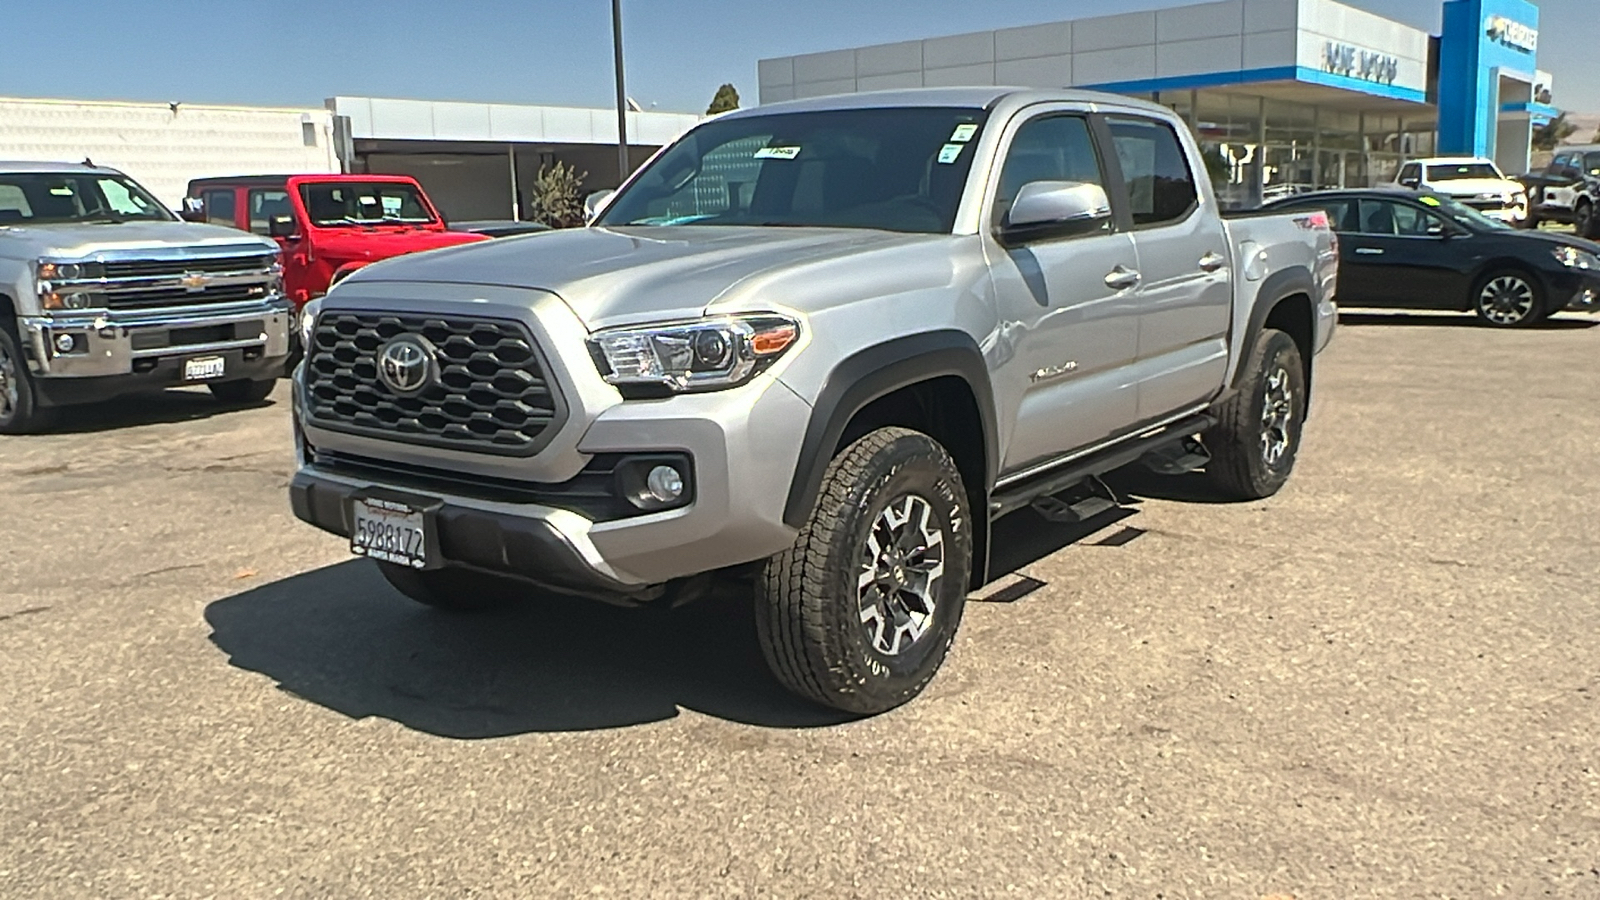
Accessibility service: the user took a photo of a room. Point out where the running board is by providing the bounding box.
[989,414,1215,520]
[1141,436,1211,475]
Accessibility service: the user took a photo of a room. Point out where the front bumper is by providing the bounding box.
[20,297,293,379]
[289,283,811,594]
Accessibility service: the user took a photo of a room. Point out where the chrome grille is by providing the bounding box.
[102,253,278,279]
[305,312,563,456]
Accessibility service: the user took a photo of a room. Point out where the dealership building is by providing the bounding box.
[758,0,1554,205]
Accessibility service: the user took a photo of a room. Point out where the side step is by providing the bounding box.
[1141,436,1211,475]
[1031,489,1118,524]
[989,413,1215,520]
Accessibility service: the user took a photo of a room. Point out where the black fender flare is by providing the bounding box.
[1231,266,1316,392]
[782,329,998,529]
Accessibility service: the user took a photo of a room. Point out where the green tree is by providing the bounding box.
[706,84,741,115]
[526,161,587,228]
[1532,112,1578,151]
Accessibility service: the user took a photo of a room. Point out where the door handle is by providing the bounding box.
[1104,266,1141,290]
[1198,251,1227,272]
[1354,247,1385,255]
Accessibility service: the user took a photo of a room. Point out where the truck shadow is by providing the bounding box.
[1338,311,1598,329]
[204,558,856,737]
[45,388,276,434]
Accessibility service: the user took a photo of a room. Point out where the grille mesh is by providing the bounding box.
[305,312,562,455]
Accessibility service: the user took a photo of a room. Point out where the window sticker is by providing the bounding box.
[937,143,964,164]
[49,186,74,196]
[754,146,801,160]
[1418,196,1441,207]
[950,123,979,143]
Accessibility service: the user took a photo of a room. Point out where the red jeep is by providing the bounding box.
[182,174,487,305]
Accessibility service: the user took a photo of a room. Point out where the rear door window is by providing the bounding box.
[1104,116,1199,227]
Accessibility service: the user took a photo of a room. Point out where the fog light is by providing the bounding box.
[646,465,684,502]
[53,333,77,353]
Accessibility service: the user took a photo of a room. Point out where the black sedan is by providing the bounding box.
[1266,189,1600,327]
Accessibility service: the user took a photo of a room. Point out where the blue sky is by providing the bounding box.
[1,0,1592,114]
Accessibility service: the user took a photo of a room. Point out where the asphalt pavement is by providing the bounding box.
[2,310,1597,899]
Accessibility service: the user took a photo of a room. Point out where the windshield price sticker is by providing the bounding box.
[1419,196,1442,207]
[754,146,802,160]
[937,143,964,165]
[950,123,979,143]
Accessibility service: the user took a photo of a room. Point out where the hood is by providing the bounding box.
[341,225,942,329]
[1430,177,1522,197]
[309,226,486,264]
[0,220,277,259]
[1494,227,1600,254]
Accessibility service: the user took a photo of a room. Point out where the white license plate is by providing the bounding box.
[183,356,227,381]
[350,498,429,568]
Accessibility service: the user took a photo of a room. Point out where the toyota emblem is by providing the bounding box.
[376,336,435,395]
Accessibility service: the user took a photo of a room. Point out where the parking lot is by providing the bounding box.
[2,311,1597,898]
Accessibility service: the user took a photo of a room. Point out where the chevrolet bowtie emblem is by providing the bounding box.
[180,272,209,292]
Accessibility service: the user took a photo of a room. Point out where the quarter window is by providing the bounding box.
[1105,116,1199,227]
[993,115,1105,226]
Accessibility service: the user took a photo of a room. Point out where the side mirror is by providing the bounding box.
[584,189,616,224]
[1399,177,1420,188]
[268,215,298,239]
[1001,181,1112,244]
[180,197,206,222]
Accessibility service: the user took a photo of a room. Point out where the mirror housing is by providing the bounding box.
[584,189,616,224]
[1399,177,1420,188]
[268,214,298,239]
[1000,181,1112,244]
[180,197,206,223]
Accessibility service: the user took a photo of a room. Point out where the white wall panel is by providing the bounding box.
[1073,12,1158,52]
[996,22,1073,62]
[923,31,994,68]
[793,49,857,84]
[1157,1,1244,41]
[1244,0,1298,33]
[857,72,925,92]
[1072,45,1158,85]
[922,64,997,88]
[1243,30,1299,69]
[856,40,923,77]
[995,55,1073,87]
[1158,36,1245,77]
[758,57,795,88]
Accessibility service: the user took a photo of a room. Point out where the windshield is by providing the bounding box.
[300,181,436,226]
[0,172,173,225]
[597,106,989,233]
[1426,162,1502,182]
[1421,194,1511,230]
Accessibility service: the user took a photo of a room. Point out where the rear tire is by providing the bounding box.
[0,324,54,434]
[208,378,277,404]
[1203,328,1306,501]
[376,562,516,612]
[756,427,973,715]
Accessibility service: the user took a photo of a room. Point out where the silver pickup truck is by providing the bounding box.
[290,89,1337,713]
[0,161,292,432]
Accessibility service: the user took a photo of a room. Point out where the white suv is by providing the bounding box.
[1393,157,1529,225]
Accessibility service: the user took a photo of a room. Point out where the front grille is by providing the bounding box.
[102,253,278,279]
[105,284,268,310]
[305,312,564,456]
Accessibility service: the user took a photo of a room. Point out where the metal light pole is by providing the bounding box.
[612,0,630,185]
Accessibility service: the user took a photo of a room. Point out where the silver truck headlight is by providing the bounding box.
[36,259,108,312]
[588,314,799,394]
[298,297,322,348]
[1552,246,1600,270]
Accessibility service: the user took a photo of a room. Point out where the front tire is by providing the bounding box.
[757,427,973,715]
[1577,201,1597,240]
[0,325,53,434]
[1203,328,1307,501]
[1473,269,1545,328]
[208,378,277,404]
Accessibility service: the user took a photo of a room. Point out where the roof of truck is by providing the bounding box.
[721,87,1170,120]
[185,173,420,193]
[0,160,123,175]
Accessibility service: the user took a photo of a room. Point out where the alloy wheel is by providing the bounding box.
[858,494,945,656]
[1260,366,1295,468]
[1477,275,1536,325]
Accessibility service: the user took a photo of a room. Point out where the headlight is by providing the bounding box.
[36,259,108,311]
[1552,246,1600,270]
[268,261,285,296]
[298,297,322,348]
[588,314,799,394]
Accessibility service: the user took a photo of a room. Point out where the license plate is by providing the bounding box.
[184,356,226,381]
[350,497,430,568]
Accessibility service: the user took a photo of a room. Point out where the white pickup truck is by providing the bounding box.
[0,161,291,433]
[290,88,1338,713]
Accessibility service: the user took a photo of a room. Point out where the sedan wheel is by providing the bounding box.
[1473,271,1543,328]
